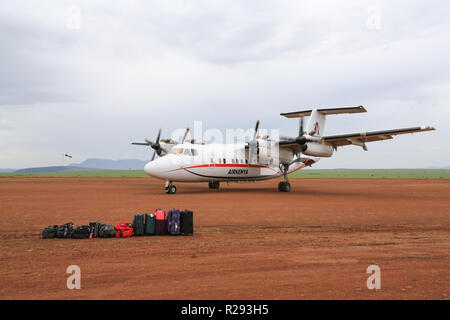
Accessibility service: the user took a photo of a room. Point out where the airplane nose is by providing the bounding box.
[144,161,159,176]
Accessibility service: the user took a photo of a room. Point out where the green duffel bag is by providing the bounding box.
[145,213,156,235]
[99,224,115,238]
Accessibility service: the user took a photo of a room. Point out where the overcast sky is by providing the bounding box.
[1,0,449,169]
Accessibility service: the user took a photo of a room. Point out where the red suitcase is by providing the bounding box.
[154,209,167,235]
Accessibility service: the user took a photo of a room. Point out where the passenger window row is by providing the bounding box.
[210,158,248,164]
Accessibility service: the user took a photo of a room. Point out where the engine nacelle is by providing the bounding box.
[303,142,334,157]
[255,139,278,165]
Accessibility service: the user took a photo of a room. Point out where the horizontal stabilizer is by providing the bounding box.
[281,106,367,118]
[322,126,436,148]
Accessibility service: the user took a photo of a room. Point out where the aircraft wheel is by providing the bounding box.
[278,181,291,192]
[166,185,177,194]
[208,182,220,189]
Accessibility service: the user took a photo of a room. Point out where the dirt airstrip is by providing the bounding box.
[0,177,448,299]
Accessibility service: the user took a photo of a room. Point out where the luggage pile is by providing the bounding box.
[41,209,194,239]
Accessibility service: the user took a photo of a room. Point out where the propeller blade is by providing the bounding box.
[253,120,260,141]
[299,117,304,136]
[155,128,162,144]
[151,150,156,161]
[181,127,190,143]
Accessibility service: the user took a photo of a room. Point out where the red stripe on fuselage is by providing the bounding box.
[166,163,278,173]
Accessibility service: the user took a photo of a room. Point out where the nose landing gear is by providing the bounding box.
[165,181,177,194]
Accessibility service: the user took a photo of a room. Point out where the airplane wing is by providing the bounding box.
[322,126,435,149]
[278,139,301,153]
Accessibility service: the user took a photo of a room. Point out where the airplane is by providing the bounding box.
[131,106,435,194]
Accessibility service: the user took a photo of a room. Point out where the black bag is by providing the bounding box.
[42,225,58,239]
[180,210,194,235]
[89,222,102,238]
[72,225,91,239]
[99,224,115,238]
[56,222,74,238]
[133,214,145,236]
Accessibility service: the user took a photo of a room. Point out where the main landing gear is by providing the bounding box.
[208,181,220,190]
[165,181,177,194]
[278,164,291,192]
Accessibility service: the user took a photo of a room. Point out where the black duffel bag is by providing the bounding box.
[42,225,59,239]
[72,225,91,239]
[55,222,74,239]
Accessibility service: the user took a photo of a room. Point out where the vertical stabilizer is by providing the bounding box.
[305,109,326,137]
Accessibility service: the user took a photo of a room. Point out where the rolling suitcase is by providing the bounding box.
[133,213,145,236]
[180,210,194,235]
[145,213,156,235]
[167,209,181,235]
[154,209,167,235]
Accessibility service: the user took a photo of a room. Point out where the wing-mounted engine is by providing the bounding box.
[131,128,190,160]
[254,138,278,165]
[302,141,334,157]
[247,120,279,165]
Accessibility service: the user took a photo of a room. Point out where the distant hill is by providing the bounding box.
[68,158,148,170]
[0,168,15,173]
[14,166,99,173]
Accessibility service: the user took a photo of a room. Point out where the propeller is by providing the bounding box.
[146,128,163,161]
[294,116,308,153]
[248,120,260,164]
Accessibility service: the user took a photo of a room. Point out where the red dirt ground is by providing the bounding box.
[0,177,448,300]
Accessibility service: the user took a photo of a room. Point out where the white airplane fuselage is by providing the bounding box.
[144,143,310,182]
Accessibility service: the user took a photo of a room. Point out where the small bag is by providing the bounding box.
[72,225,91,239]
[42,225,58,239]
[89,222,102,238]
[99,224,115,238]
[115,222,133,238]
[56,222,74,238]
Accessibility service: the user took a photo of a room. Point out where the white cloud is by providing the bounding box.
[0,0,449,168]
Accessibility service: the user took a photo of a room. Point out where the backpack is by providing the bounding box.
[99,224,115,238]
[132,214,145,236]
[180,210,194,235]
[154,209,167,235]
[89,222,102,238]
[72,225,91,239]
[42,225,58,239]
[145,214,156,235]
[115,222,133,238]
[56,222,74,238]
[167,209,181,235]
